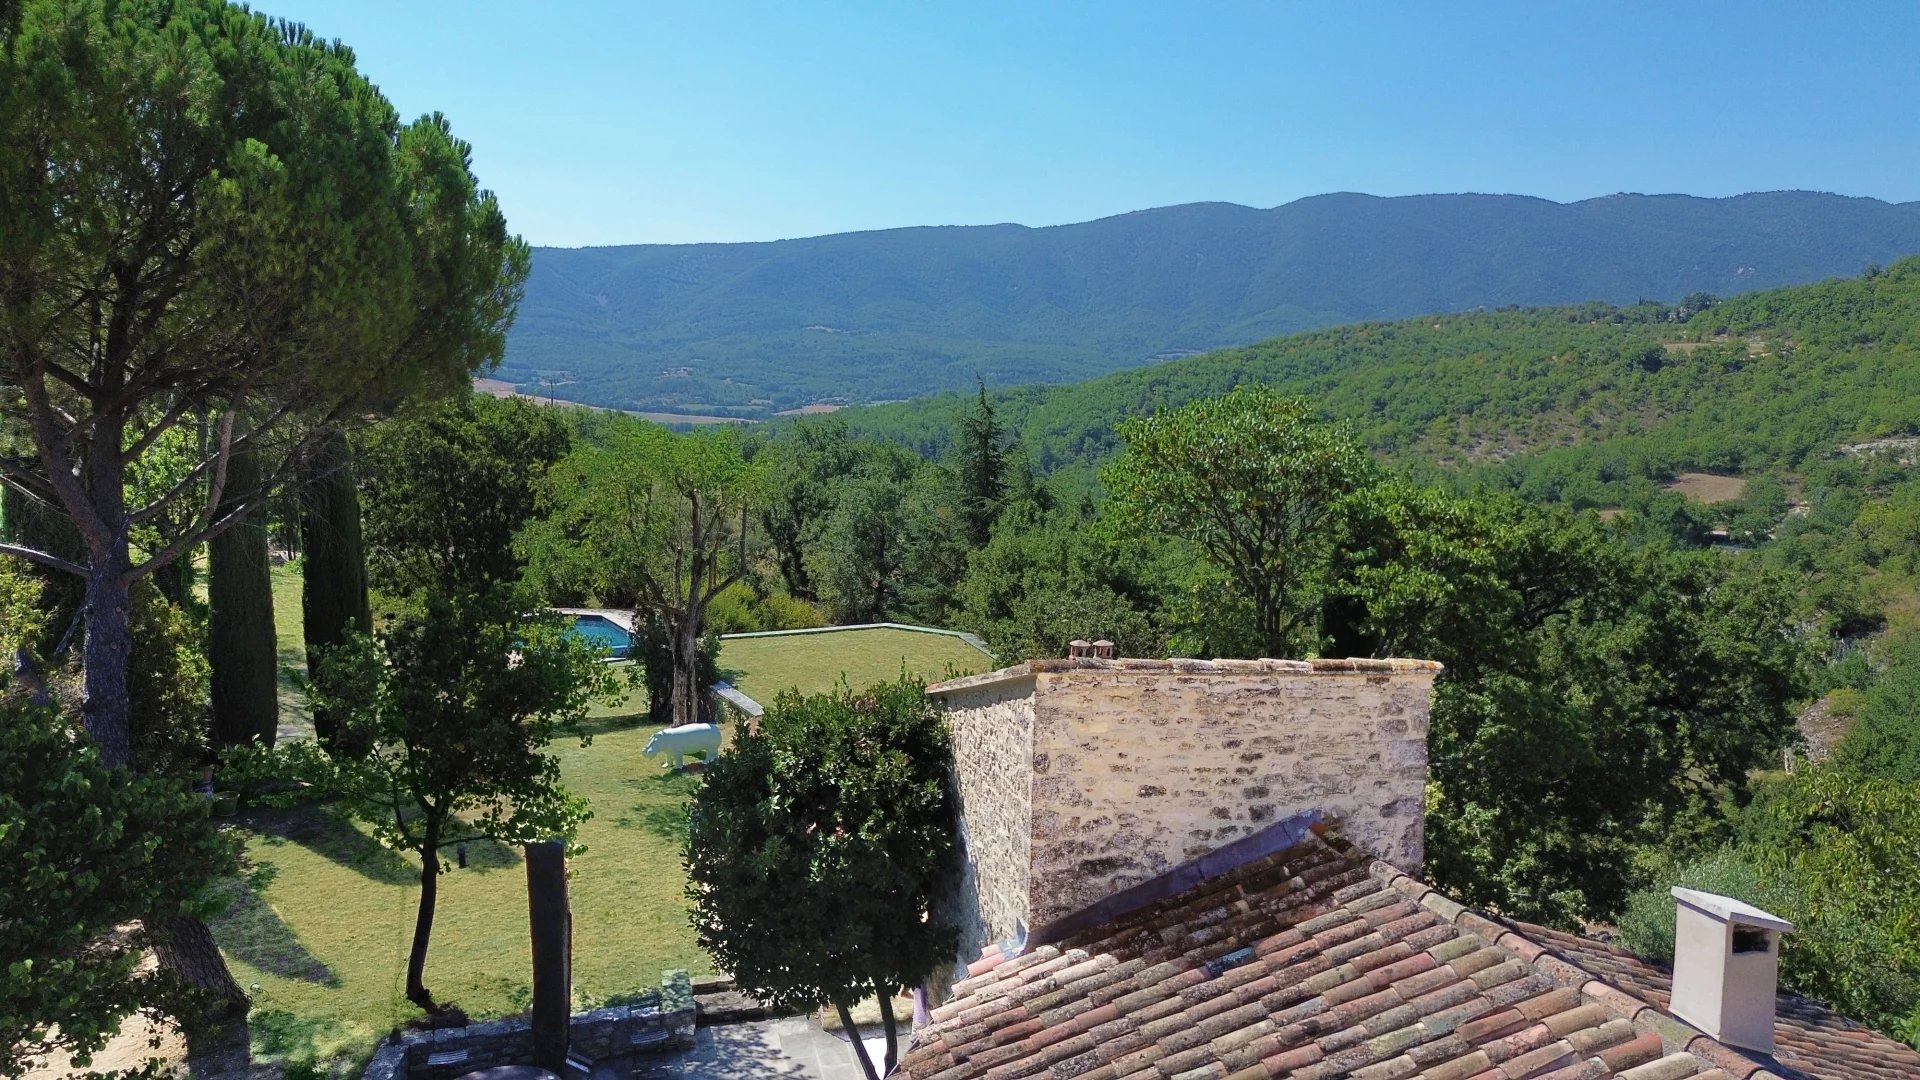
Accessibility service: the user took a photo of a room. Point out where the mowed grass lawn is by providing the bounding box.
[217,569,991,1068]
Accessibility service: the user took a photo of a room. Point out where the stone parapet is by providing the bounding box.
[367,970,697,1080]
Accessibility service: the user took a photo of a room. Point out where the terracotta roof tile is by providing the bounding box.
[900,828,1917,1080]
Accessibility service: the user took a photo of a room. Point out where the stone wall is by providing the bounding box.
[939,673,1036,964]
[929,657,1440,937]
[361,970,696,1080]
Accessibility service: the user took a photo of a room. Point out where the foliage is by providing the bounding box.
[245,590,614,1006]
[685,677,958,1079]
[127,579,213,777]
[1,692,236,1078]
[1833,635,1920,782]
[0,553,45,661]
[0,0,528,767]
[1621,769,1920,1048]
[359,394,573,601]
[522,420,762,726]
[298,429,372,751]
[704,580,824,634]
[1105,386,1375,656]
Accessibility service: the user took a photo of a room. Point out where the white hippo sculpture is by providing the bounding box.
[644,723,722,771]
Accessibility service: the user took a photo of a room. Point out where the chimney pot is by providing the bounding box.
[1668,886,1793,1054]
[1091,640,1115,659]
[1068,639,1091,659]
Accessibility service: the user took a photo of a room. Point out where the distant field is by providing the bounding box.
[719,627,992,702]
[1664,472,1747,503]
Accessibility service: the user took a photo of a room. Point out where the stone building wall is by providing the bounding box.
[930,657,1440,938]
[938,673,1036,962]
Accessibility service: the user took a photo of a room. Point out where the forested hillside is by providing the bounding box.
[847,259,1920,502]
[502,190,1920,415]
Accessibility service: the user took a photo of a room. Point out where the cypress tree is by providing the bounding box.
[208,451,279,748]
[299,429,373,751]
[957,380,1007,547]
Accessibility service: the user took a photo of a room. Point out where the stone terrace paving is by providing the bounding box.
[896,825,1920,1080]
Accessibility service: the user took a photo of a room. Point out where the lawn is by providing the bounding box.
[215,576,992,1069]
[719,628,990,702]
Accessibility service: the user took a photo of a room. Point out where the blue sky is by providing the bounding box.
[265,1,1920,248]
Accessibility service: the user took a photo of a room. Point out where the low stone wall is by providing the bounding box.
[361,971,697,1080]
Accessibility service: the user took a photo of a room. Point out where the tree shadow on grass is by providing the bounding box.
[243,803,417,887]
[206,876,340,987]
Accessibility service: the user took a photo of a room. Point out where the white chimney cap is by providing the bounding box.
[1670,887,1794,932]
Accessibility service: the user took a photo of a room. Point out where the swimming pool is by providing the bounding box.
[566,614,633,660]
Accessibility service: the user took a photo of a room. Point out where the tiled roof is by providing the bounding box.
[1505,921,1920,1080]
[899,825,1920,1080]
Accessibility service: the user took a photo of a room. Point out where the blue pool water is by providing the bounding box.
[567,614,633,659]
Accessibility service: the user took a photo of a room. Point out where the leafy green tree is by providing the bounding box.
[1333,492,1809,922]
[759,419,858,601]
[256,591,612,1008]
[954,505,1165,661]
[206,450,278,749]
[359,394,572,601]
[523,422,760,726]
[957,381,1007,547]
[1,693,235,1078]
[819,455,917,623]
[0,0,528,768]
[1104,387,1375,657]
[685,677,958,1080]
[1833,636,1920,782]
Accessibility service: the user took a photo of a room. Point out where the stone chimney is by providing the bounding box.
[1669,887,1793,1054]
[927,656,1441,963]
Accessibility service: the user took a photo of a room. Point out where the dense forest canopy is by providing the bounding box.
[500,191,1920,416]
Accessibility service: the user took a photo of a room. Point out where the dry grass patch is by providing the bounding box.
[1664,472,1747,504]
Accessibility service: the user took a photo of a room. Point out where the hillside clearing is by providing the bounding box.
[1664,472,1747,503]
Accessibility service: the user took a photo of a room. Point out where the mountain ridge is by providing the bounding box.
[500,190,1920,415]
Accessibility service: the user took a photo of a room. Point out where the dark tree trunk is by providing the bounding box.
[670,612,702,728]
[299,429,372,752]
[208,452,279,749]
[878,983,900,1076]
[835,999,879,1080]
[407,819,442,1008]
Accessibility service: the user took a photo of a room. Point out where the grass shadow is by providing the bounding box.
[207,877,341,987]
[243,803,417,887]
[447,836,523,873]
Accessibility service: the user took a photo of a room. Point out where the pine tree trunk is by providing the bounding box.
[299,430,372,752]
[155,915,249,1015]
[80,550,136,769]
[208,452,279,748]
[407,820,442,1008]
